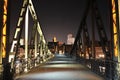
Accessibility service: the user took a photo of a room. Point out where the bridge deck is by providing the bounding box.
[15,54,104,80]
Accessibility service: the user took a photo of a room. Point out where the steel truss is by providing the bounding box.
[9,0,52,74]
[70,0,119,79]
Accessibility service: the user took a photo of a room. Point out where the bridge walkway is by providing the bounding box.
[15,54,104,80]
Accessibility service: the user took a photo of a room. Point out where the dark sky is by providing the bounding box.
[10,0,110,43]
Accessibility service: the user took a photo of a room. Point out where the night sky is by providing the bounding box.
[10,0,110,43]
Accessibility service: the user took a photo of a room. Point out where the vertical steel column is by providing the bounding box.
[118,0,120,64]
[25,7,29,59]
[112,0,119,60]
[91,1,95,59]
[5,0,10,64]
[2,0,8,62]
[34,31,37,66]
[2,0,11,80]
[117,0,120,79]
[0,0,4,66]
[25,6,29,72]
[1,0,10,64]
[40,36,43,62]
[83,29,86,59]
[111,0,120,79]
[35,31,37,59]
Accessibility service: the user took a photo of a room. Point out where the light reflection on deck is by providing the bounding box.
[16,71,104,80]
[15,54,104,80]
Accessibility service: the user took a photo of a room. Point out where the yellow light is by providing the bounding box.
[112,0,116,13]
[113,14,116,23]
[3,15,7,24]
[4,0,7,14]
[3,25,6,35]
[2,36,6,58]
[1,0,8,58]
[112,0,118,57]
[53,37,57,42]
[114,35,118,57]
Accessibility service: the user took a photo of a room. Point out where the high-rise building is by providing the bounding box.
[53,36,57,42]
[20,39,24,45]
[67,34,75,45]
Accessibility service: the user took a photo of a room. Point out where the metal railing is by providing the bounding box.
[76,57,120,80]
[10,54,54,76]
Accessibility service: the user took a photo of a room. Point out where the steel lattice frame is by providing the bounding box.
[9,0,50,72]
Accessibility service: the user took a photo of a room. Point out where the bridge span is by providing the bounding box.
[0,0,120,80]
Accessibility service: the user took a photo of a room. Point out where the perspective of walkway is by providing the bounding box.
[15,54,104,80]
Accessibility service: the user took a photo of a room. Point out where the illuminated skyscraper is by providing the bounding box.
[67,34,75,45]
[20,39,24,45]
[53,36,57,42]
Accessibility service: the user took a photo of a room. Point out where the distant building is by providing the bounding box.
[48,37,66,54]
[67,34,75,45]
[20,39,24,45]
[65,44,73,53]
[79,41,106,59]
[48,42,58,53]
[53,36,57,42]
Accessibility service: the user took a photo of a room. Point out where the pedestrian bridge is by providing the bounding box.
[15,54,104,80]
[0,0,120,80]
